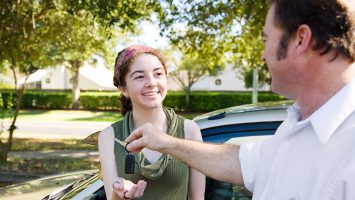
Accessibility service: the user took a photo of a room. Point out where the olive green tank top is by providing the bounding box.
[112,110,189,200]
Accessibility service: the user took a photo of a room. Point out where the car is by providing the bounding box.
[0,101,291,200]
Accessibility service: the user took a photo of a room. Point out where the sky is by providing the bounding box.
[117,17,170,51]
[94,18,171,68]
[131,21,169,48]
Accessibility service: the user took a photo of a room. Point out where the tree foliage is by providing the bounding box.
[45,8,113,109]
[159,0,269,87]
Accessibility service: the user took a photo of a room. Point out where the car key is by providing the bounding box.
[125,143,135,174]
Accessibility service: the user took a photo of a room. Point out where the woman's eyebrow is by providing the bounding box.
[129,70,144,77]
[129,67,164,77]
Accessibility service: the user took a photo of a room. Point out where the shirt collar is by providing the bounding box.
[309,79,355,144]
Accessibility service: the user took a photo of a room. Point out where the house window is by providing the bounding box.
[215,78,222,86]
[45,78,51,84]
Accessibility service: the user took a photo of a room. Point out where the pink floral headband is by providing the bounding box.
[115,45,163,70]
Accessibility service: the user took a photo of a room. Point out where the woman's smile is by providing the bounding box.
[143,91,160,97]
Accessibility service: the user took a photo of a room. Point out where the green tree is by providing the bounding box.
[169,49,224,111]
[0,0,60,164]
[159,0,269,87]
[243,64,271,89]
[47,9,113,109]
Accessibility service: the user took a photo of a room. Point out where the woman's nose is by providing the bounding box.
[144,75,157,88]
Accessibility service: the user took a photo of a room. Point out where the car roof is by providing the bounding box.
[193,100,292,130]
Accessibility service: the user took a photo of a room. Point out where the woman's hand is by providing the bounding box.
[112,177,147,199]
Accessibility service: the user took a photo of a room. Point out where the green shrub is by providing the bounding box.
[80,93,119,110]
[163,92,186,111]
[0,91,14,109]
[190,93,252,112]
[21,92,71,109]
[0,90,285,112]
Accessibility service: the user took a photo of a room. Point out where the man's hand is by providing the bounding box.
[124,123,173,153]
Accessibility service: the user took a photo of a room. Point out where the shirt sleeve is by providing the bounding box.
[239,141,263,192]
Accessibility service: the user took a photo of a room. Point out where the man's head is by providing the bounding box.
[262,0,354,98]
[269,0,355,62]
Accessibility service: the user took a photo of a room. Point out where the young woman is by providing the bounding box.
[98,45,205,200]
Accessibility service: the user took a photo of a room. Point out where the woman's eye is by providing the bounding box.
[134,75,144,80]
[155,72,164,77]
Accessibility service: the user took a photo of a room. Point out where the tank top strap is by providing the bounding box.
[111,120,125,141]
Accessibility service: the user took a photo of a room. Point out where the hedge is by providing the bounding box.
[0,90,285,112]
[79,93,119,110]
[22,92,71,109]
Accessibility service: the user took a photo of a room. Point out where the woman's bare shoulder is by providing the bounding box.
[183,119,202,141]
[98,126,114,145]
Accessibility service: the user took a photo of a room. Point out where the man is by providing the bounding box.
[126,0,355,199]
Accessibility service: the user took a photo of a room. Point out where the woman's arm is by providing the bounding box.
[184,120,206,200]
[98,127,146,200]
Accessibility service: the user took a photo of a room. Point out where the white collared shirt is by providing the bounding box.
[240,79,355,200]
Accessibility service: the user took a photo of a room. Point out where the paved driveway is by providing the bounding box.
[2,120,111,139]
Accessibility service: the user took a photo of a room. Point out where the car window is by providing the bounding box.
[202,121,282,143]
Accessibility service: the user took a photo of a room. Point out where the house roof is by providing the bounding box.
[79,64,115,89]
[18,69,47,84]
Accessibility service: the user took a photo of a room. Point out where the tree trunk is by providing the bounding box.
[70,61,81,110]
[0,146,8,165]
[0,6,21,164]
[0,86,25,164]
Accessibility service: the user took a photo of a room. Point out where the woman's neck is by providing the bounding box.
[131,107,167,132]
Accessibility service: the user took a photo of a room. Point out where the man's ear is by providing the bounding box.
[118,86,128,97]
[295,24,312,54]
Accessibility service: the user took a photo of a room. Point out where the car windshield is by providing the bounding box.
[43,172,98,200]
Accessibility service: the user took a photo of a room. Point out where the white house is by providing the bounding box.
[17,64,269,92]
[168,65,270,91]
[18,63,116,91]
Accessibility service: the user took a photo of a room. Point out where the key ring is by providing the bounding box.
[125,142,130,153]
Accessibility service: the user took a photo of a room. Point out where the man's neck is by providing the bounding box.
[296,57,355,120]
